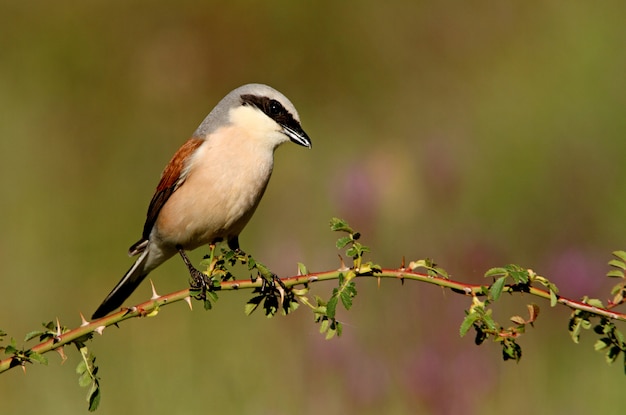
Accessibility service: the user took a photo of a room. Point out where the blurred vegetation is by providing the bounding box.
[1,1,625,414]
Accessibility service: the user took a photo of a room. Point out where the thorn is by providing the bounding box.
[21,364,26,374]
[55,317,62,337]
[94,326,105,335]
[150,279,160,300]
[401,256,405,270]
[184,296,193,311]
[276,283,285,307]
[338,254,349,272]
[56,347,68,363]
[53,317,63,343]
[79,312,89,327]
[377,276,381,289]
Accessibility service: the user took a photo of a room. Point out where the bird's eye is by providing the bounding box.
[268,100,282,116]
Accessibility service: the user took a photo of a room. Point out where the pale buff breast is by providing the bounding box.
[154,125,275,249]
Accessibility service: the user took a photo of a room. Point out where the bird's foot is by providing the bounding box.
[177,246,213,300]
[188,267,211,294]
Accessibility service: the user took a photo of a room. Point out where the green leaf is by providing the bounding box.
[432,266,449,279]
[611,283,625,295]
[459,312,481,337]
[595,338,611,351]
[484,267,508,279]
[244,300,260,316]
[75,346,101,412]
[297,262,308,275]
[319,318,329,334]
[87,382,101,412]
[28,351,48,365]
[263,296,279,317]
[76,360,87,374]
[550,289,558,307]
[255,262,274,280]
[340,290,353,310]
[508,267,529,284]
[346,246,358,258]
[606,346,622,364]
[607,270,625,278]
[482,310,497,331]
[326,296,338,320]
[330,218,353,233]
[490,276,507,301]
[336,236,352,249]
[24,330,45,342]
[612,251,626,264]
[287,299,300,313]
[325,326,337,340]
[568,315,587,344]
[324,320,342,340]
[608,259,626,270]
[4,344,17,355]
[206,291,219,303]
[502,339,522,362]
[78,370,93,387]
[247,255,257,270]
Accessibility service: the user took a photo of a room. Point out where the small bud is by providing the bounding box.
[146,308,159,317]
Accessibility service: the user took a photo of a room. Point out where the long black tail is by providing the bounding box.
[91,250,150,319]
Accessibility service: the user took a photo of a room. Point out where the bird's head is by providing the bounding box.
[194,83,311,150]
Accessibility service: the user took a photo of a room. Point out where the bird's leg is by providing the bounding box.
[177,245,211,298]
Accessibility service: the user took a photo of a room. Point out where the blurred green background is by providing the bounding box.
[1,1,625,414]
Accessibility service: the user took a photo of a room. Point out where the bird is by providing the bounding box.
[91,83,311,319]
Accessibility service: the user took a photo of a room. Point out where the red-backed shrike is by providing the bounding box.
[92,84,311,319]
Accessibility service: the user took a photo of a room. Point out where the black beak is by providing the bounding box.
[283,125,312,148]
